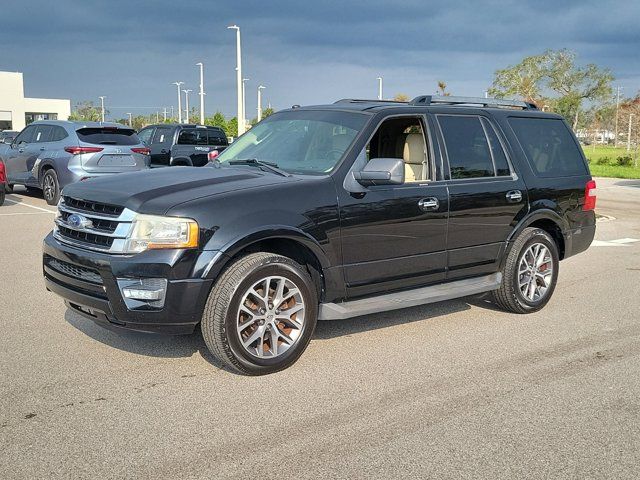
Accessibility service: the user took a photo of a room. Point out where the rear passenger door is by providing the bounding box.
[149,126,173,166]
[435,113,528,279]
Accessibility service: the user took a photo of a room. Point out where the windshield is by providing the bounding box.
[216,110,368,174]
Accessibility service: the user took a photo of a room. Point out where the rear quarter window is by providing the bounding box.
[509,117,587,177]
[76,127,139,146]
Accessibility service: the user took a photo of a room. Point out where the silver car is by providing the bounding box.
[0,121,150,205]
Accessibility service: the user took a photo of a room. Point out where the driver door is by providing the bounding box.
[338,115,449,298]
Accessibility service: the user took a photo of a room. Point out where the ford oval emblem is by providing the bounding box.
[67,213,93,230]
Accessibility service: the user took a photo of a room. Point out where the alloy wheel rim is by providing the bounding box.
[518,242,553,302]
[236,275,305,358]
[44,175,54,200]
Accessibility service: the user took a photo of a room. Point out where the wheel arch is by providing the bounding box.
[170,157,193,167]
[507,209,567,259]
[37,159,57,186]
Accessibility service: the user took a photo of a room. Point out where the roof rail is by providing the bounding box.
[334,98,407,104]
[408,95,537,110]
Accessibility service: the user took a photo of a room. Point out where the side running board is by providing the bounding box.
[318,273,502,321]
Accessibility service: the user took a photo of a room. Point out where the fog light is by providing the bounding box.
[117,278,167,310]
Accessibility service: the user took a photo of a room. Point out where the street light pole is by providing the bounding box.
[377,77,383,100]
[242,78,249,127]
[98,96,106,122]
[126,112,132,127]
[183,89,192,123]
[172,82,184,123]
[628,113,634,153]
[196,62,205,124]
[257,85,265,122]
[228,25,244,136]
[162,108,168,122]
[614,86,623,148]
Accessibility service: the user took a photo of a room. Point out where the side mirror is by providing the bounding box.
[353,158,405,186]
[2,137,12,145]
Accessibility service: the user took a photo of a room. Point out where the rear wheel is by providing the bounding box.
[201,252,318,375]
[0,185,5,206]
[493,227,559,313]
[42,169,60,205]
[5,183,13,193]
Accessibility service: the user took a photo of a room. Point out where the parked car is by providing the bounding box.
[137,124,228,167]
[1,121,150,205]
[0,159,6,206]
[0,130,19,144]
[43,96,596,375]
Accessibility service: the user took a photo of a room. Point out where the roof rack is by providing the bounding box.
[409,95,537,110]
[333,98,406,104]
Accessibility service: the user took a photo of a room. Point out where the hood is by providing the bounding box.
[62,166,300,215]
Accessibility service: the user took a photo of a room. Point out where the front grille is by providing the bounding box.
[63,196,124,217]
[57,225,115,248]
[55,198,133,253]
[46,257,103,284]
[60,210,118,233]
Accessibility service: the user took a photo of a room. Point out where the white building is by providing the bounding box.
[0,71,71,131]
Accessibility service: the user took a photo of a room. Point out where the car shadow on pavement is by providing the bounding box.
[614,180,640,188]
[64,309,228,370]
[64,294,495,370]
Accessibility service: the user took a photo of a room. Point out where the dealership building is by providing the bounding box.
[0,71,71,131]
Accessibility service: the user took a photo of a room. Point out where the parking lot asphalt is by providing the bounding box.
[1,178,639,479]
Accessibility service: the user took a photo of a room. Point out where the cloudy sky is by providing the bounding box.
[1,0,639,120]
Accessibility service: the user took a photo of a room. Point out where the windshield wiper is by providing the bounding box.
[228,158,291,177]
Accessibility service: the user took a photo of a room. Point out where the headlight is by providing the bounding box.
[124,214,199,253]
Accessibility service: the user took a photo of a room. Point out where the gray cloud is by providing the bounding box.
[1,0,638,119]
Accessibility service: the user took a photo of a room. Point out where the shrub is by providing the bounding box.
[596,156,611,165]
[616,155,633,167]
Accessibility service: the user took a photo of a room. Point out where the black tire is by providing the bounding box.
[492,227,559,314]
[0,185,5,206]
[5,183,14,193]
[42,169,60,205]
[201,252,318,375]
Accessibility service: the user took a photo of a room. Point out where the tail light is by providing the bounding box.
[64,146,104,155]
[0,162,6,183]
[131,147,151,155]
[583,179,597,211]
[207,150,219,162]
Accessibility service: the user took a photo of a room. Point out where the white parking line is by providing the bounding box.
[2,197,56,214]
[0,211,54,216]
[592,238,639,247]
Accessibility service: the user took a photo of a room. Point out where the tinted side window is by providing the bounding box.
[177,129,207,145]
[509,117,587,177]
[481,118,511,176]
[137,127,154,145]
[207,129,228,145]
[152,127,172,145]
[33,125,53,143]
[15,126,36,144]
[438,115,494,179]
[51,126,68,142]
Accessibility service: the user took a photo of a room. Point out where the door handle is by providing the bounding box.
[506,190,523,203]
[161,149,167,153]
[418,197,439,211]
[18,148,25,153]
[40,147,45,151]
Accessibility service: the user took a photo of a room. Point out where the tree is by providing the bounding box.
[68,101,104,122]
[488,53,547,104]
[488,49,614,130]
[437,81,450,96]
[393,93,409,102]
[205,111,228,130]
[262,107,275,119]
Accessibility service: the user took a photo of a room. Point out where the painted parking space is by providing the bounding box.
[1,192,57,216]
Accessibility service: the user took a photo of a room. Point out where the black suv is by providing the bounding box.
[137,124,228,167]
[43,96,596,375]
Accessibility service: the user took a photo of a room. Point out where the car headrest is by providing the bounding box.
[403,133,425,165]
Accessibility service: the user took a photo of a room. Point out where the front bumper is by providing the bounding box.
[43,232,214,334]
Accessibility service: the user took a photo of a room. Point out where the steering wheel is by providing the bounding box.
[324,149,344,162]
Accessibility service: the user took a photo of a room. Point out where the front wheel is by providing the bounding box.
[493,227,559,313]
[42,169,60,205]
[201,252,318,375]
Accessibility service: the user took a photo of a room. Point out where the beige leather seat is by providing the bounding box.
[403,133,426,182]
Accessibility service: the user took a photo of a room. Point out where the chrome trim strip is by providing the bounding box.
[54,218,132,238]
[59,202,137,222]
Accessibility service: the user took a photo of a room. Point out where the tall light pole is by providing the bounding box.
[628,113,634,153]
[376,77,383,100]
[242,78,249,127]
[196,62,205,124]
[183,89,192,123]
[228,25,244,136]
[172,82,184,123]
[98,96,106,122]
[126,112,132,127]
[162,107,168,122]
[257,85,266,122]
[614,86,623,148]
